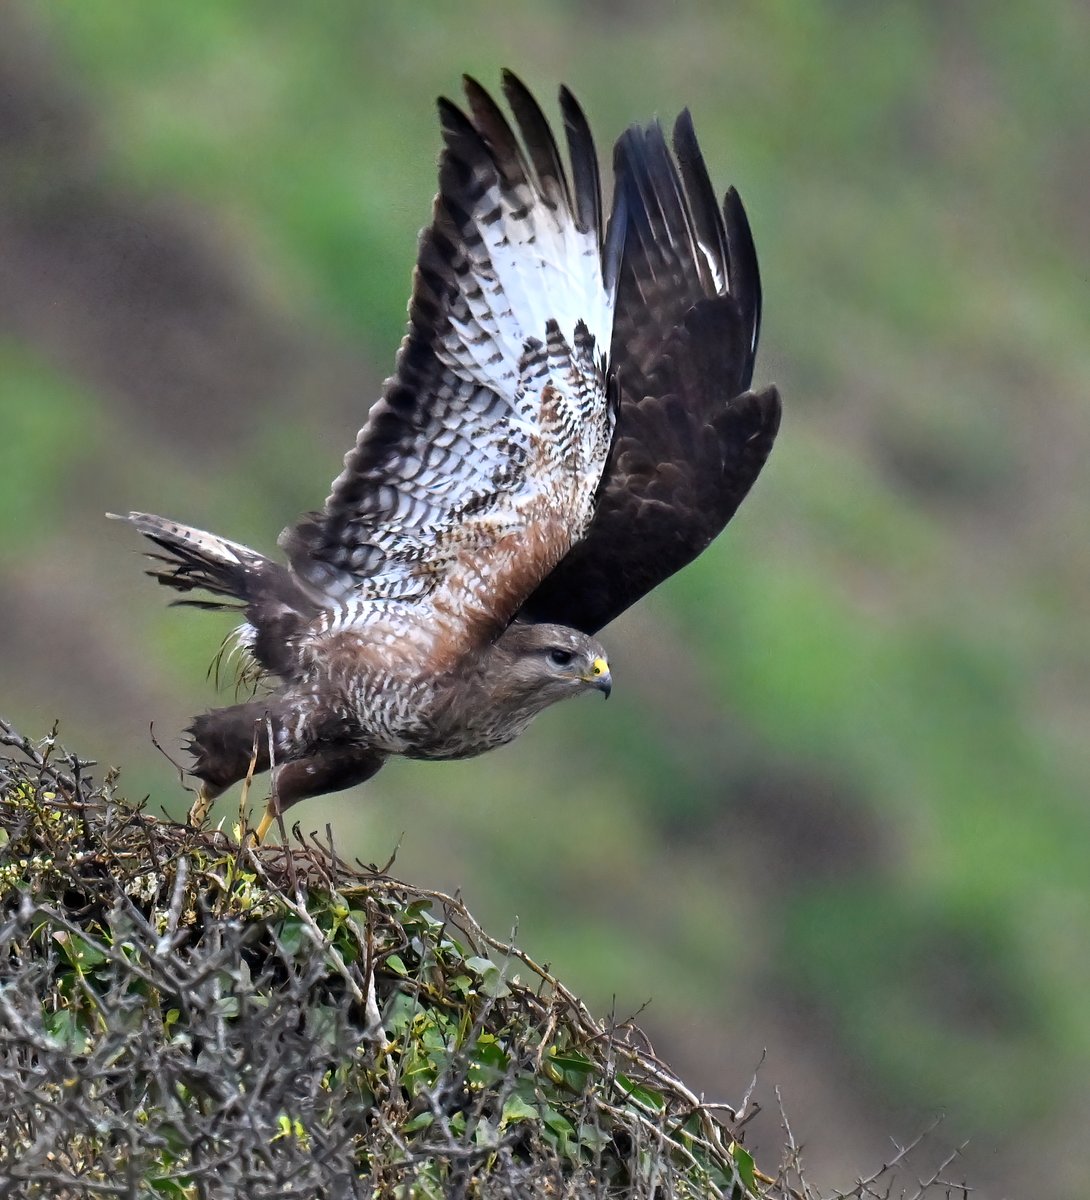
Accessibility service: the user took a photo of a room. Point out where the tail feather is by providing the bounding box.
[111,510,320,681]
[109,511,268,604]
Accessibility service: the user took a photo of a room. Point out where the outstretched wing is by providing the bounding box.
[282,72,623,649]
[519,111,781,634]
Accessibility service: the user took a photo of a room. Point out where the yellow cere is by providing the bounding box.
[591,657,608,677]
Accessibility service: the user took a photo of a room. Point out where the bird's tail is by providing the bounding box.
[109,511,275,608]
[111,510,323,683]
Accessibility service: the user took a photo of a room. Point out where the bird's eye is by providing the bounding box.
[548,648,574,667]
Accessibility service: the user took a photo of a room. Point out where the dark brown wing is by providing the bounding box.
[519,111,781,634]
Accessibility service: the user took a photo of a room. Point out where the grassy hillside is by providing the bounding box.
[2,4,1088,1195]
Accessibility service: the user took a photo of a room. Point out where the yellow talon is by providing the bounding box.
[187,783,214,828]
[252,807,277,845]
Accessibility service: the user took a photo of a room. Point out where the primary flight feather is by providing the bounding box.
[114,71,781,840]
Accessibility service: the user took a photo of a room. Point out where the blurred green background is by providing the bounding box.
[1,3,1088,1195]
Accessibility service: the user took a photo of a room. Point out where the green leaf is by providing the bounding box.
[577,1118,611,1152]
[54,932,107,970]
[275,916,306,956]
[466,1034,508,1086]
[384,990,420,1036]
[45,1008,90,1053]
[147,1177,194,1197]
[214,994,240,1019]
[541,1105,576,1159]
[543,1106,573,1134]
[547,1048,596,1092]
[464,955,510,998]
[449,973,473,995]
[616,1073,665,1110]
[401,899,443,929]
[499,1093,539,1126]
[272,1112,308,1144]
[732,1142,757,1196]
[473,1115,498,1147]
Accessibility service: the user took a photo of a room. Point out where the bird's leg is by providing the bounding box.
[238,769,253,824]
[186,717,272,837]
[239,712,280,843]
[187,783,216,828]
[253,804,278,845]
[236,724,266,835]
[247,746,387,845]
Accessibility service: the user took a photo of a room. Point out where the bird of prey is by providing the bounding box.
[114,71,781,842]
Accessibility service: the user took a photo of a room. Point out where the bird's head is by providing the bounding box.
[492,621,612,709]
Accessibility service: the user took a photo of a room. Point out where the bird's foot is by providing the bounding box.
[187,783,214,828]
[251,805,277,845]
[238,731,274,843]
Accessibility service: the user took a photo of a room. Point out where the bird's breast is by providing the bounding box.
[298,622,515,758]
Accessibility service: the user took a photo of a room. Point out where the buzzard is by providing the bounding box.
[114,72,781,842]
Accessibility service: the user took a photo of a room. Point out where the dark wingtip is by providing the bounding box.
[460,73,489,111]
[672,106,696,147]
[436,93,466,129]
[725,384,782,451]
[722,183,762,365]
[499,66,523,92]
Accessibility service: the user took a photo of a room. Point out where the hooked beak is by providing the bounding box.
[584,656,612,699]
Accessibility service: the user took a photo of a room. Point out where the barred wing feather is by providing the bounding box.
[282,72,621,640]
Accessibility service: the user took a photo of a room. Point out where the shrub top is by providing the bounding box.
[0,721,761,1199]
